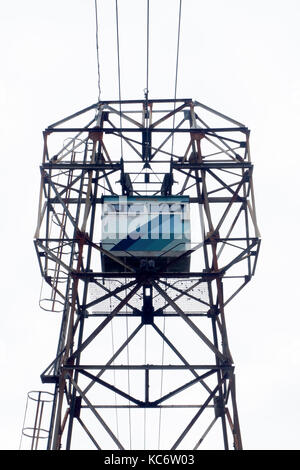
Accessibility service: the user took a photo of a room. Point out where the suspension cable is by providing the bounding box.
[115,0,121,101]
[171,0,183,157]
[174,0,182,103]
[94,0,101,102]
[115,0,124,157]
[145,0,150,97]
[157,316,166,449]
[110,289,120,441]
[144,325,147,450]
[125,314,132,449]
[157,280,167,449]
[124,277,132,449]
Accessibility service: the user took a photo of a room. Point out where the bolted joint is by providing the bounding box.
[214,396,225,419]
[207,306,220,318]
[75,229,89,245]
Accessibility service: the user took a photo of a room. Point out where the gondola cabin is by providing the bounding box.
[101,196,191,273]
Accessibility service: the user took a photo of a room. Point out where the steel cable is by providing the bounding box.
[144,325,147,449]
[115,0,124,157]
[94,0,101,102]
[171,0,183,158]
[157,280,168,449]
[146,0,150,97]
[174,0,182,103]
[124,279,133,449]
[110,288,120,441]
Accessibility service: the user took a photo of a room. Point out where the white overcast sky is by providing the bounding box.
[0,0,300,450]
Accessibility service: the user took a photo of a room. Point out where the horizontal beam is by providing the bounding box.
[95,98,192,105]
[64,364,232,371]
[46,127,249,134]
[173,162,252,169]
[46,197,247,204]
[74,271,221,280]
[81,404,215,409]
[42,163,121,170]
[89,312,208,317]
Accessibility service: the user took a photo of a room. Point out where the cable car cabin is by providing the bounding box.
[101,196,191,273]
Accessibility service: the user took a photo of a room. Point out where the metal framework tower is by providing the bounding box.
[33,97,260,450]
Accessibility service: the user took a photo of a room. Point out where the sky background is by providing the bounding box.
[0,0,300,450]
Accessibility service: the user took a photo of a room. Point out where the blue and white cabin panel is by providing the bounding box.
[101,196,191,272]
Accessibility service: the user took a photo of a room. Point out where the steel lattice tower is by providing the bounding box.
[33,98,260,450]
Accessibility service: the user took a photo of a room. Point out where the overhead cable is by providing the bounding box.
[94,0,101,102]
[174,0,182,102]
[146,0,150,98]
[115,0,124,157]
[171,0,183,158]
